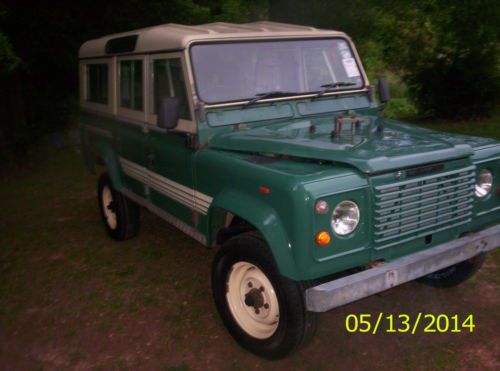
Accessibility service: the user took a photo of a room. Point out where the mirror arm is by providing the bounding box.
[367,84,375,103]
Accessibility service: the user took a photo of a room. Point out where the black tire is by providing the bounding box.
[97,172,140,240]
[211,231,317,360]
[418,253,486,288]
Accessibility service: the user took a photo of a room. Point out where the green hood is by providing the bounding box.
[207,116,489,174]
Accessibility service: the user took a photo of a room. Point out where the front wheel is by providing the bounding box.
[418,253,486,288]
[211,232,317,360]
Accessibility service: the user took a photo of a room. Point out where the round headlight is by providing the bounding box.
[475,169,493,198]
[331,201,360,236]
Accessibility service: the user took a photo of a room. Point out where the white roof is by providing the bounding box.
[79,21,347,58]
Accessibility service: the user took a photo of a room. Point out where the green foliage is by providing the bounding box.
[0,3,20,73]
[381,73,418,119]
[0,0,267,162]
[358,40,387,83]
[383,97,419,120]
[1,0,498,162]
[271,0,499,119]
[373,0,499,118]
[210,0,269,22]
[0,32,19,73]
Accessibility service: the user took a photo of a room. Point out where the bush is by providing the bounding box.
[407,49,498,118]
[374,0,499,119]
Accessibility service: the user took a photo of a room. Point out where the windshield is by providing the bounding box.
[190,38,364,104]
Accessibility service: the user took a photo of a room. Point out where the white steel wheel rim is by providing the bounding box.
[226,261,280,339]
[101,185,117,230]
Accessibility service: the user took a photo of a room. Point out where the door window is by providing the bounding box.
[153,58,191,120]
[86,64,108,104]
[120,60,143,111]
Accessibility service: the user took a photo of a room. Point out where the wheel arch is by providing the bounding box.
[208,189,299,280]
[92,142,124,191]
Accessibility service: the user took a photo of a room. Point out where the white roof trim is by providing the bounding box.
[79,21,347,58]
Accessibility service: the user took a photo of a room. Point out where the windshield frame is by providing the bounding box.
[187,36,369,107]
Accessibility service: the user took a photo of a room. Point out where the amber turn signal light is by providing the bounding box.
[315,231,331,246]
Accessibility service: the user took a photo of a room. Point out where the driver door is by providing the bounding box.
[146,53,197,227]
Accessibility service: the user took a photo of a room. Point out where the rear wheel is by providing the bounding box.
[97,173,140,240]
[211,232,317,359]
[418,253,486,288]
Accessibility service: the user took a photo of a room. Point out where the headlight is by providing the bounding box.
[331,201,360,235]
[475,169,493,198]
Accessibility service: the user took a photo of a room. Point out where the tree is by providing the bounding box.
[373,0,499,118]
[0,0,269,162]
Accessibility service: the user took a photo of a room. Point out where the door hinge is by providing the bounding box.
[148,153,155,167]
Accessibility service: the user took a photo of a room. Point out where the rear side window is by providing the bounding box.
[119,60,143,111]
[86,64,108,104]
[153,58,191,120]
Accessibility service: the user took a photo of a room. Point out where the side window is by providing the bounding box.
[86,64,108,104]
[153,58,191,120]
[119,60,143,111]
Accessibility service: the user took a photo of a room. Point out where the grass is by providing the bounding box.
[414,113,500,140]
[0,119,499,369]
[0,145,218,368]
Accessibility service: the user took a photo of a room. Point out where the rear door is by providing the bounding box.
[115,55,149,198]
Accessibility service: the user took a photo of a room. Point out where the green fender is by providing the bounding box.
[92,141,124,191]
[210,189,298,279]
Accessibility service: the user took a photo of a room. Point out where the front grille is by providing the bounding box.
[373,166,475,249]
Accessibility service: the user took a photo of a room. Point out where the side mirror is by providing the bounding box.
[378,77,390,104]
[158,96,180,129]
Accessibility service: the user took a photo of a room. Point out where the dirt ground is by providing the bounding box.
[0,146,499,371]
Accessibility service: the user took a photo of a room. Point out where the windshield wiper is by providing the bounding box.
[243,91,298,107]
[313,82,356,99]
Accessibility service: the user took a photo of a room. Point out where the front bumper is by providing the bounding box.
[306,224,500,312]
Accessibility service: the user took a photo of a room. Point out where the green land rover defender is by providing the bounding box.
[79,22,500,359]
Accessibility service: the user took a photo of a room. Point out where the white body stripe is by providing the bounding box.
[119,157,212,215]
[120,158,148,184]
[121,189,207,245]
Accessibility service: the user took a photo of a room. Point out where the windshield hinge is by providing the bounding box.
[196,100,206,123]
[185,133,201,149]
